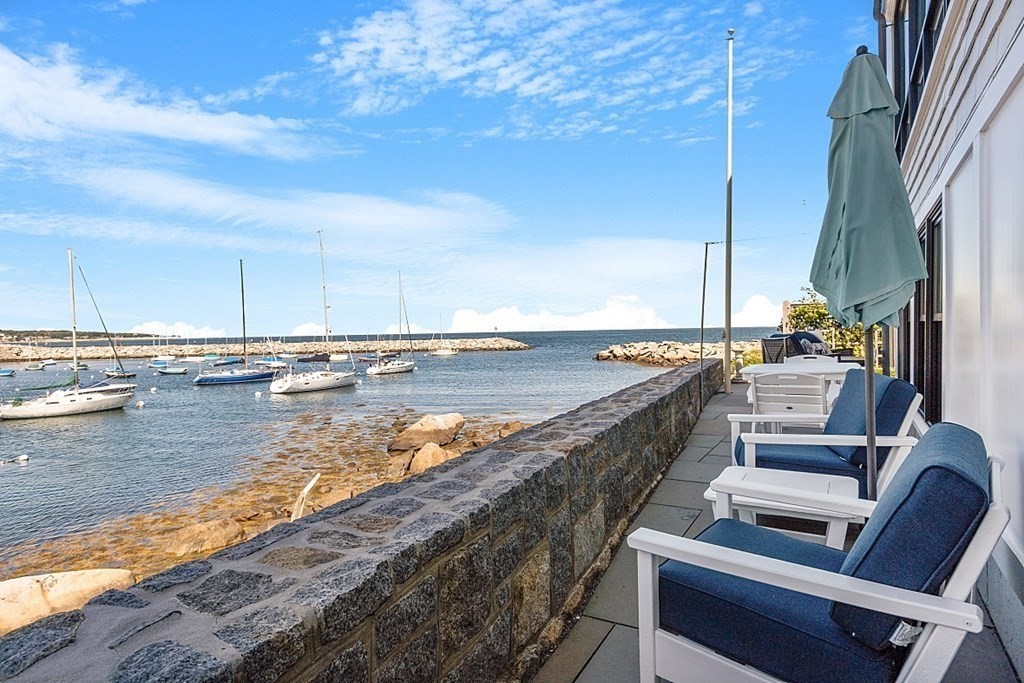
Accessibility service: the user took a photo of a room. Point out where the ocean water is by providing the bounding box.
[0,327,771,551]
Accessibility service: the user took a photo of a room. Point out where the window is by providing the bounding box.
[891,0,950,159]
[901,205,943,421]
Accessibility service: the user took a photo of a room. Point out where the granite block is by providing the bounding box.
[290,557,393,642]
[215,606,306,683]
[138,560,212,593]
[111,640,231,683]
[178,570,296,616]
[439,536,492,661]
[375,575,437,659]
[0,610,83,680]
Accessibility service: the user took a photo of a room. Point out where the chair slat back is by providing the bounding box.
[750,372,828,415]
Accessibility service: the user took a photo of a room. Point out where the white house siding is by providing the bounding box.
[888,0,1024,669]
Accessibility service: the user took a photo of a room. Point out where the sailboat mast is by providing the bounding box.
[397,271,403,358]
[68,248,78,390]
[319,230,330,348]
[239,259,247,365]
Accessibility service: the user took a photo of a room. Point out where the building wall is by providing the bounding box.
[887,0,1024,670]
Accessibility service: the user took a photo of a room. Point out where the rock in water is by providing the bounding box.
[0,568,135,636]
[408,442,456,475]
[498,420,526,438]
[164,518,246,557]
[386,450,415,478]
[387,413,466,452]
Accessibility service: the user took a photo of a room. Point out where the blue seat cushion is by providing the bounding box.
[659,520,902,683]
[823,370,917,467]
[832,423,990,650]
[734,440,869,496]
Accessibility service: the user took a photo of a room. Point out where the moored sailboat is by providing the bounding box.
[271,231,357,394]
[366,273,416,376]
[193,260,275,386]
[0,250,133,419]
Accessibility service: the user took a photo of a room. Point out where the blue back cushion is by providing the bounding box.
[830,423,990,650]
[823,369,917,466]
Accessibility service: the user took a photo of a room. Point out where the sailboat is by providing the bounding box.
[429,314,459,356]
[271,232,357,394]
[366,273,416,376]
[0,250,134,419]
[193,260,275,386]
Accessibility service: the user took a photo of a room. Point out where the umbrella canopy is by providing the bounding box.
[810,48,928,500]
[810,50,927,328]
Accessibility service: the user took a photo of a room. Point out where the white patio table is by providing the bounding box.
[738,361,861,406]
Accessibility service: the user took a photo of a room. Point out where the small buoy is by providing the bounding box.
[135,400,145,409]
[254,391,263,398]
[150,387,158,394]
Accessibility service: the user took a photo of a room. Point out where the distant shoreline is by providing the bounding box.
[0,337,529,362]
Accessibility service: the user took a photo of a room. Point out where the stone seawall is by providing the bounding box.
[0,361,723,682]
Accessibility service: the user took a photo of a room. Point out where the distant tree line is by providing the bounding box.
[0,330,158,342]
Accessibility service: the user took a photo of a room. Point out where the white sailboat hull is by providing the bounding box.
[429,348,459,356]
[0,390,133,419]
[269,370,357,394]
[366,360,416,376]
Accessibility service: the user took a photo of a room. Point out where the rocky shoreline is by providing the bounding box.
[595,340,760,366]
[0,336,529,363]
[0,408,528,634]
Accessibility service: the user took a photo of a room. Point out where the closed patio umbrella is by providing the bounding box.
[809,46,927,499]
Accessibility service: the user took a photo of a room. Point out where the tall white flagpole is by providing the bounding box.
[724,28,735,393]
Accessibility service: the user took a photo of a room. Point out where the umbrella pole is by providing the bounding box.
[864,325,878,500]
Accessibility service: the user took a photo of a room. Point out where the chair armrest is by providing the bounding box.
[727,413,829,424]
[626,528,983,632]
[709,477,876,518]
[741,434,918,448]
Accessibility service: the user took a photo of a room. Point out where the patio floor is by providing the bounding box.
[534,388,1021,683]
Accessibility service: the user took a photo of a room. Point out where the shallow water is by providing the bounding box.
[0,327,770,556]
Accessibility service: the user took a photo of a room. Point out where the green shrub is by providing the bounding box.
[786,288,877,357]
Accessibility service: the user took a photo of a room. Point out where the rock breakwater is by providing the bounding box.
[595,340,760,366]
[0,337,529,362]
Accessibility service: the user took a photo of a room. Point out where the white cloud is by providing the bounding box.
[732,295,781,327]
[290,322,326,337]
[744,2,765,18]
[0,43,311,158]
[56,166,513,245]
[449,295,673,332]
[129,321,227,338]
[384,322,432,335]
[311,1,808,140]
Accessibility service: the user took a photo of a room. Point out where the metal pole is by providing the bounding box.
[724,28,735,393]
[864,325,878,500]
[699,241,710,403]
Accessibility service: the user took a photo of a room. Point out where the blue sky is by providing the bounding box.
[0,0,875,337]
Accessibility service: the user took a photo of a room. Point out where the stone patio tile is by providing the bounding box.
[683,434,723,448]
[647,479,711,510]
[663,460,727,484]
[709,441,733,457]
[585,503,701,628]
[688,420,730,436]
[674,446,711,462]
[683,510,716,539]
[532,617,613,683]
[699,454,733,468]
[945,615,1020,682]
[574,625,640,683]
